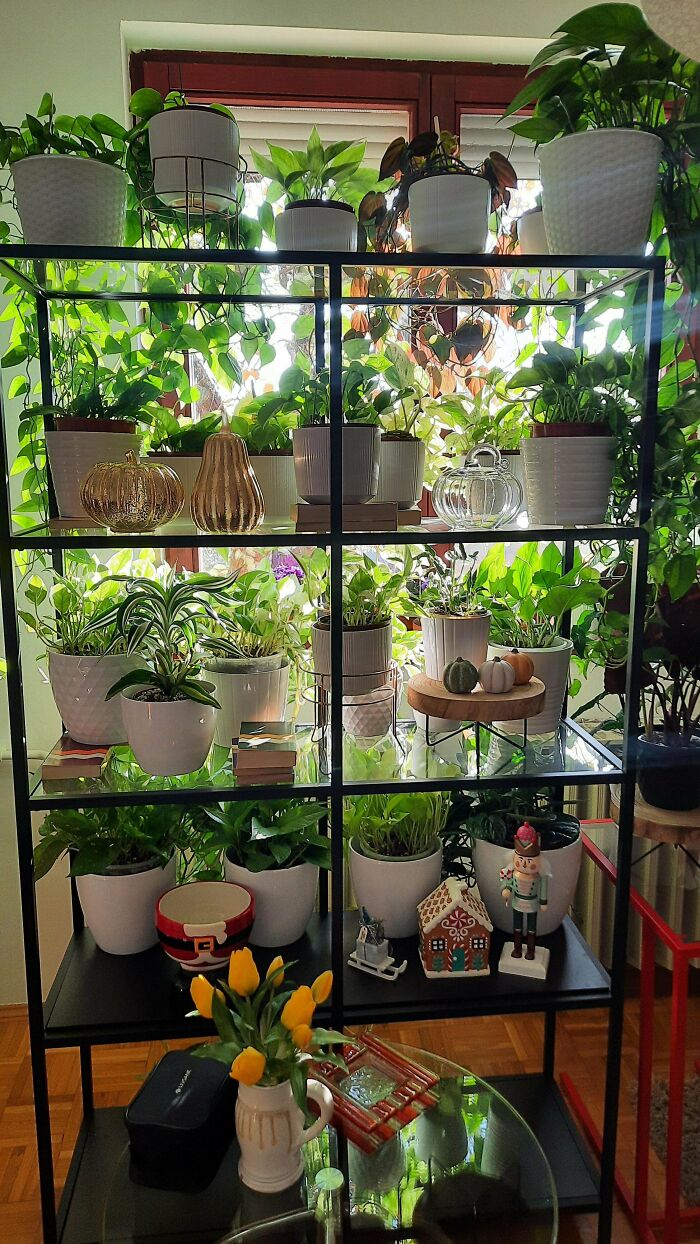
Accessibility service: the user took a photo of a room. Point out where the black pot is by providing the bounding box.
[637,732,700,812]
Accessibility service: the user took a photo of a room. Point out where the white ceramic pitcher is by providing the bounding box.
[236,1077,333,1192]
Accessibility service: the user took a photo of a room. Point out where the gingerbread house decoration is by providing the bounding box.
[418,879,492,978]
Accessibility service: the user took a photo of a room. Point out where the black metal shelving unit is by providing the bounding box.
[0,245,665,1244]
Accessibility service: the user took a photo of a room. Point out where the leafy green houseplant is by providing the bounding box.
[147,408,223,510]
[369,343,447,508]
[408,546,491,689]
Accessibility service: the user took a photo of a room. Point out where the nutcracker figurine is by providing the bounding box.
[498,821,551,979]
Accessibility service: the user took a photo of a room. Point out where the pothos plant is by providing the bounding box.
[33,803,191,880]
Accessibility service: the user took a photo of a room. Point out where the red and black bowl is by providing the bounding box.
[156,881,255,974]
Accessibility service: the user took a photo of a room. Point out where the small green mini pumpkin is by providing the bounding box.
[442,658,479,695]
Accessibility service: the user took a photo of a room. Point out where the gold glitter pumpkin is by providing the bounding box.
[80,451,184,532]
[190,419,264,533]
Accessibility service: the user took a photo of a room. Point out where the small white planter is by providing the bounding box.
[376,437,426,508]
[12,155,127,246]
[416,613,492,733]
[120,689,217,776]
[409,174,490,253]
[349,838,443,938]
[293,425,380,505]
[275,201,357,251]
[540,129,662,256]
[148,107,240,212]
[236,1077,333,1193]
[76,855,176,955]
[517,208,548,255]
[471,832,582,936]
[521,433,616,525]
[147,453,201,513]
[206,658,290,747]
[48,651,142,745]
[45,429,141,519]
[312,620,392,694]
[488,638,573,735]
[248,454,297,522]
[343,683,396,739]
[224,857,319,946]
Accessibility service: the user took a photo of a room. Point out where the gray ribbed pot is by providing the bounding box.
[293,426,380,504]
[376,437,426,508]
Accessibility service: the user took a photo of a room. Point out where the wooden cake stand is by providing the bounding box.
[407,674,546,747]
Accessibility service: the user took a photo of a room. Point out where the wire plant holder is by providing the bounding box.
[299,657,404,771]
[136,153,249,250]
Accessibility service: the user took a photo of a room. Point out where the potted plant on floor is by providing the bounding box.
[230,393,299,523]
[0,94,129,245]
[345,792,450,937]
[147,408,222,513]
[282,362,381,505]
[34,803,188,954]
[128,89,240,214]
[204,799,330,945]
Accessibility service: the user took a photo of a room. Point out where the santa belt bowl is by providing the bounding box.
[156,881,255,973]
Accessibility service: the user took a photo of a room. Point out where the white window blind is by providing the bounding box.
[235,106,410,172]
[458,113,540,182]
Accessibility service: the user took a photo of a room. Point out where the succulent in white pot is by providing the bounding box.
[129,89,240,213]
[251,129,364,251]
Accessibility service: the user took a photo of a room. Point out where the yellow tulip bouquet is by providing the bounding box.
[189,947,348,1114]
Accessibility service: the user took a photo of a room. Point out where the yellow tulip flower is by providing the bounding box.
[190,975,224,1020]
[311,970,333,1005]
[266,955,285,987]
[228,946,260,997]
[280,985,315,1031]
[292,1023,314,1051]
[230,1047,266,1086]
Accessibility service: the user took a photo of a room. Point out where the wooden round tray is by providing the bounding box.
[407,674,546,724]
[609,785,700,847]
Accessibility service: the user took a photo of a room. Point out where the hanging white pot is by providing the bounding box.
[206,658,289,747]
[147,453,202,514]
[248,453,298,522]
[48,651,142,745]
[275,200,357,251]
[12,155,127,246]
[311,620,392,695]
[293,425,380,505]
[471,831,582,936]
[488,638,573,735]
[120,689,217,776]
[147,106,240,212]
[520,429,616,525]
[45,428,141,519]
[349,837,443,938]
[539,129,662,256]
[224,855,319,946]
[376,437,426,508]
[517,208,548,255]
[236,1077,333,1193]
[75,855,177,955]
[409,174,490,253]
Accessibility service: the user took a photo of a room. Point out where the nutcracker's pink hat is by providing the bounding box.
[514,821,540,858]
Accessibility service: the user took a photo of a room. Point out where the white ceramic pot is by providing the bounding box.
[45,429,141,519]
[120,689,217,776]
[248,454,297,522]
[421,613,491,681]
[48,651,142,745]
[488,638,573,735]
[415,1106,468,1169]
[75,855,176,955]
[499,450,525,502]
[376,437,426,508]
[12,155,127,246]
[207,658,289,747]
[148,107,240,212]
[409,174,490,253]
[224,857,319,946]
[471,832,582,936]
[312,621,391,694]
[236,1077,333,1193]
[343,684,396,739]
[520,433,616,525]
[540,129,662,256]
[517,209,548,255]
[349,838,443,938]
[275,201,357,251]
[147,453,202,513]
[293,425,380,505]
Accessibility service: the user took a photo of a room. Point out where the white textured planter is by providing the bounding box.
[206,659,289,747]
[76,855,176,955]
[343,684,396,739]
[416,613,492,733]
[349,838,443,938]
[409,174,490,253]
[275,201,357,251]
[248,454,297,522]
[488,638,573,735]
[471,832,582,936]
[48,651,142,745]
[12,155,127,246]
[521,434,616,525]
[312,620,391,694]
[518,209,548,255]
[236,1078,333,1193]
[120,689,217,776]
[224,857,318,946]
[540,130,662,256]
[376,437,426,508]
[45,430,141,519]
[148,453,201,513]
[148,107,240,212]
[293,425,380,505]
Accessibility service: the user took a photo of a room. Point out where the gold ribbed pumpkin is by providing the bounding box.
[190,419,264,533]
[80,451,184,532]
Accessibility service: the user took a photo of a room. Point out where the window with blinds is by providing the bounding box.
[236,105,410,173]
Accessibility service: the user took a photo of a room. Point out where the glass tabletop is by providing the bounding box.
[100,1043,557,1243]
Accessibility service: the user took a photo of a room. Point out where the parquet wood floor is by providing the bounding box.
[0,999,698,1243]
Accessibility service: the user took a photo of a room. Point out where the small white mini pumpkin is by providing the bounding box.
[478,656,516,694]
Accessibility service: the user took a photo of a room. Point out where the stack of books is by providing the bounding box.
[293,502,400,533]
[232,721,297,786]
[41,736,112,781]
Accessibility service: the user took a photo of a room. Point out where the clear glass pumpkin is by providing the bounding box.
[432,444,522,530]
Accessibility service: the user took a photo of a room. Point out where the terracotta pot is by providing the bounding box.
[54,417,136,434]
[530,422,610,438]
